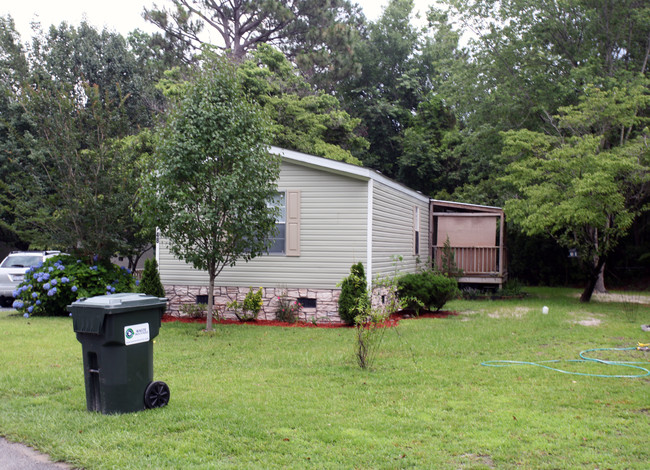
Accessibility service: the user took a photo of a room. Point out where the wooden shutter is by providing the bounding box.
[286,190,301,256]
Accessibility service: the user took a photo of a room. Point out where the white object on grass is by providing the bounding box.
[542,306,549,315]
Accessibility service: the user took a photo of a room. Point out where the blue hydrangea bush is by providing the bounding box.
[12,255,135,316]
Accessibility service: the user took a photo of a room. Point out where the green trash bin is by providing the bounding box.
[68,293,170,414]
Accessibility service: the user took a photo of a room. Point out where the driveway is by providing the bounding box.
[0,438,74,469]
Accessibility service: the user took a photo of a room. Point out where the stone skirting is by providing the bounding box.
[164,285,343,323]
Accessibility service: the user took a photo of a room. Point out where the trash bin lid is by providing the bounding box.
[71,293,167,310]
[68,293,167,334]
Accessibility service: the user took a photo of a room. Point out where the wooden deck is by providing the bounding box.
[430,200,507,287]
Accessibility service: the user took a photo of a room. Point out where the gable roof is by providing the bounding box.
[270,146,430,204]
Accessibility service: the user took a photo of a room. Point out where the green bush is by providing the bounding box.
[275,291,302,323]
[11,255,135,317]
[397,271,460,314]
[138,258,165,298]
[228,287,264,322]
[338,262,369,325]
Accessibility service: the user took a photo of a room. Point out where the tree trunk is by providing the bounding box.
[206,271,215,331]
[594,261,607,293]
[580,256,607,302]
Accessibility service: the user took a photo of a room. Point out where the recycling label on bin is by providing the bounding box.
[124,323,150,345]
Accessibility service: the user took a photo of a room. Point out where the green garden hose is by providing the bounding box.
[482,344,650,378]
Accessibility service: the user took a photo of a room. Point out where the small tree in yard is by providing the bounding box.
[139,258,165,298]
[138,54,280,331]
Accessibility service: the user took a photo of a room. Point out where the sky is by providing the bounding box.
[3,0,436,42]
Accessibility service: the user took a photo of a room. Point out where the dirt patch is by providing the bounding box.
[487,306,531,319]
[576,292,650,305]
[568,312,604,327]
[459,453,495,469]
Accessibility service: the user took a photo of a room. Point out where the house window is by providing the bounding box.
[414,206,420,255]
[268,192,286,254]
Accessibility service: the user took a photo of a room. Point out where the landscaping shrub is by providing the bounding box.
[138,258,165,298]
[275,291,302,323]
[179,303,206,319]
[397,271,460,314]
[11,255,135,316]
[338,262,369,325]
[228,287,263,322]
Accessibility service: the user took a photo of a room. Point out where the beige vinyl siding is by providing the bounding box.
[159,161,368,289]
[371,182,429,279]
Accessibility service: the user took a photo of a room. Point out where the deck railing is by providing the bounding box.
[433,246,502,276]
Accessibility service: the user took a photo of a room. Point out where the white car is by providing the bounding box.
[0,251,63,307]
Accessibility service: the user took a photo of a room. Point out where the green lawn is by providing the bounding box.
[1,287,649,469]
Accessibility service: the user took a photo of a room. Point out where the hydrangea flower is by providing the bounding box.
[47,287,57,296]
[61,277,69,283]
[27,306,34,313]
[90,266,98,271]
[35,300,41,306]
[42,273,50,280]
[48,267,54,272]
[71,286,78,293]
[12,290,19,298]
[23,313,29,318]
[32,292,38,299]
[12,300,24,309]
[51,279,57,286]
[43,283,51,290]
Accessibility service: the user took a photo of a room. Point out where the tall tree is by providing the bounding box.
[143,0,364,88]
[238,44,368,164]
[444,0,650,132]
[435,0,650,207]
[501,82,650,302]
[10,81,142,260]
[4,22,160,262]
[340,0,429,177]
[398,93,460,196]
[137,54,280,331]
[0,16,31,246]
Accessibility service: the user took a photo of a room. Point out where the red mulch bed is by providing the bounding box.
[161,310,457,329]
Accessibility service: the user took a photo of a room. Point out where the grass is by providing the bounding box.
[1,286,649,469]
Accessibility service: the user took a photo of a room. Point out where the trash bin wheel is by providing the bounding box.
[144,381,170,409]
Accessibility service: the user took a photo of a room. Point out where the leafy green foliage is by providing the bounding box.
[11,255,134,317]
[243,288,264,317]
[138,258,165,298]
[239,45,368,164]
[144,0,364,87]
[337,262,369,325]
[274,292,302,323]
[501,83,650,301]
[137,52,280,330]
[397,271,460,313]
[399,93,460,196]
[340,0,427,178]
[3,22,158,262]
[227,288,263,322]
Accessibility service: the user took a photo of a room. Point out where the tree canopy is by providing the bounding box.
[137,53,280,330]
[2,0,649,293]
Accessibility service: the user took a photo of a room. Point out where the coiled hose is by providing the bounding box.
[481,344,650,378]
